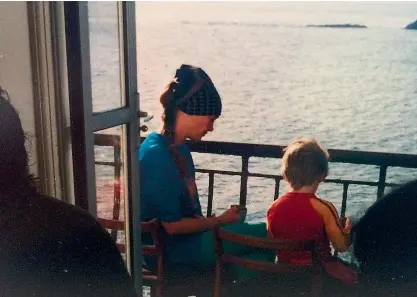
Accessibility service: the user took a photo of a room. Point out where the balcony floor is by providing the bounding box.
[143,273,359,297]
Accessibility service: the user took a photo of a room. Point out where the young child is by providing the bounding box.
[267,137,357,284]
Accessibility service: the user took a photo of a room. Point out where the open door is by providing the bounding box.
[64,1,142,294]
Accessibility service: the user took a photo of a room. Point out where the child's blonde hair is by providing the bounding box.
[281,137,329,190]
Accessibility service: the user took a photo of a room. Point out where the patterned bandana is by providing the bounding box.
[173,64,222,117]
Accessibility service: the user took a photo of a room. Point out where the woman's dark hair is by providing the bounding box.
[352,179,417,294]
[0,87,38,195]
[159,79,189,180]
[159,65,221,180]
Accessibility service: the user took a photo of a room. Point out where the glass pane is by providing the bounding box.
[89,2,125,112]
[94,125,127,259]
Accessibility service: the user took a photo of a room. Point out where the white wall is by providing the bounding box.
[0,2,39,177]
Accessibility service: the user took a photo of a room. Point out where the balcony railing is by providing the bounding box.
[94,134,417,221]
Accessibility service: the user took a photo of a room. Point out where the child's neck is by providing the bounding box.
[289,184,318,194]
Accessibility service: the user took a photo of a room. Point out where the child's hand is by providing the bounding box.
[342,217,352,233]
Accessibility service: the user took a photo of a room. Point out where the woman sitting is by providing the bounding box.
[139,64,273,272]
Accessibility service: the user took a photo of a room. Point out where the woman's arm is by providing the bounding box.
[162,207,240,235]
[143,146,240,235]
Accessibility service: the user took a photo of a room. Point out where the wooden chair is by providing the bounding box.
[213,227,323,297]
[141,219,164,297]
[98,218,164,297]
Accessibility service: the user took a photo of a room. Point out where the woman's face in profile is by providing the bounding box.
[187,115,217,141]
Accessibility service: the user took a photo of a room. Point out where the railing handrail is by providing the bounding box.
[187,140,417,168]
[95,133,417,168]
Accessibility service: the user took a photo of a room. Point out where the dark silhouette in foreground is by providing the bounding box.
[0,87,137,297]
[353,180,417,296]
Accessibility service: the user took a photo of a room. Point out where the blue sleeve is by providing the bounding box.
[140,147,183,223]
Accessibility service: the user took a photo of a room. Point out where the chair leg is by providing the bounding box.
[214,261,222,297]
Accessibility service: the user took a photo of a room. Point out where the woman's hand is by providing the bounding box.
[161,210,238,235]
[217,207,240,225]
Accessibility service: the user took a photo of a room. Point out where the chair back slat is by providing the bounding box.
[142,219,164,255]
[98,218,163,256]
[116,243,126,254]
[99,217,124,231]
[217,228,315,251]
[143,246,158,256]
[141,219,159,233]
[222,254,314,274]
[98,218,126,254]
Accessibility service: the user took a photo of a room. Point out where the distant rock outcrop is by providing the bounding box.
[405,20,417,30]
[306,24,367,29]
